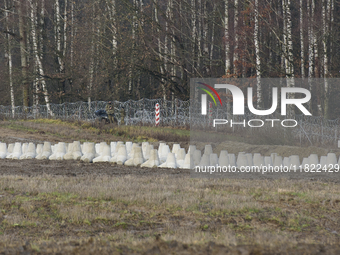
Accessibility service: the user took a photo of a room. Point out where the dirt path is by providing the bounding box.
[0,126,60,144]
[0,159,339,184]
[0,159,189,177]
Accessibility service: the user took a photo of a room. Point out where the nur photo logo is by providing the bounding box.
[197,82,223,115]
[196,79,313,128]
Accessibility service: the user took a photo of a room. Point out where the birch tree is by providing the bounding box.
[300,0,305,78]
[4,0,15,117]
[224,0,230,75]
[196,0,202,71]
[88,3,95,109]
[29,0,52,116]
[322,0,330,118]
[70,0,74,88]
[55,0,62,72]
[210,3,216,74]
[191,0,196,70]
[254,0,261,107]
[312,0,318,78]
[282,0,294,117]
[106,0,117,65]
[62,0,68,73]
[224,0,232,118]
[55,0,67,99]
[233,0,239,75]
[18,1,29,108]
[153,0,166,100]
[169,0,175,106]
[307,0,313,112]
[128,0,138,94]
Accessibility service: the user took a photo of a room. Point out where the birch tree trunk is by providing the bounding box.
[62,0,67,73]
[307,0,313,112]
[169,0,175,109]
[164,0,171,99]
[18,1,29,108]
[5,0,15,117]
[224,0,230,75]
[282,0,286,78]
[70,0,74,89]
[233,0,239,75]
[71,1,74,67]
[36,0,45,107]
[283,0,294,117]
[203,1,209,75]
[300,0,305,78]
[153,0,166,100]
[210,3,216,74]
[312,0,318,78]
[128,0,137,94]
[106,0,117,64]
[55,0,62,72]
[254,0,261,108]
[88,4,95,109]
[191,0,196,70]
[224,0,231,118]
[284,0,294,80]
[197,0,202,71]
[329,0,334,66]
[29,0,53,116]
[323,0,330,118]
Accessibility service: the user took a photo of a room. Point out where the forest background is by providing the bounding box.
[0,0,339,118]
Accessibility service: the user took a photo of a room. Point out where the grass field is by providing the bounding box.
[0,119,190,143]
[0,173,340,254]
[0,119,339,254]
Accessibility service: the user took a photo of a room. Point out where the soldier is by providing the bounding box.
[120,106,125,125]
[105,101,115,124]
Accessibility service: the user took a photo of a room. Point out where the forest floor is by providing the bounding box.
[0,120,339,254]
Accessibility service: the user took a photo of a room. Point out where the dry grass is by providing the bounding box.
[0,174,339,253]
[0,119,190,144]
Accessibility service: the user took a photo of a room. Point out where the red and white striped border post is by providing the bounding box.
[155,103,160,126]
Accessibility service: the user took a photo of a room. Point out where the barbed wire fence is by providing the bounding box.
[0,99,191,127]
[0,99,339,147]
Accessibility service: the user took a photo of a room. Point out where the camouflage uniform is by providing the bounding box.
[105,101,115,123]
[120,107,125,125]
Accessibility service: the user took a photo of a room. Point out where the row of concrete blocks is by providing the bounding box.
[0,141,194,169]
[203,151,340,170]
[0,142,338,169]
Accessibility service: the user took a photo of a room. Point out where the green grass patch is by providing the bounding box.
[3,119,190,142]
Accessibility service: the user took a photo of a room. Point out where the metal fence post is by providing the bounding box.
[335,128,338,147]
[63,103,65,119]
[175,98,177,126]
[142,98,145,126]
[299,120,302,146]
[79,103,81,120]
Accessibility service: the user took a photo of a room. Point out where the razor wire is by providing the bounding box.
[0,99,191,126]
[1,99,340,146]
